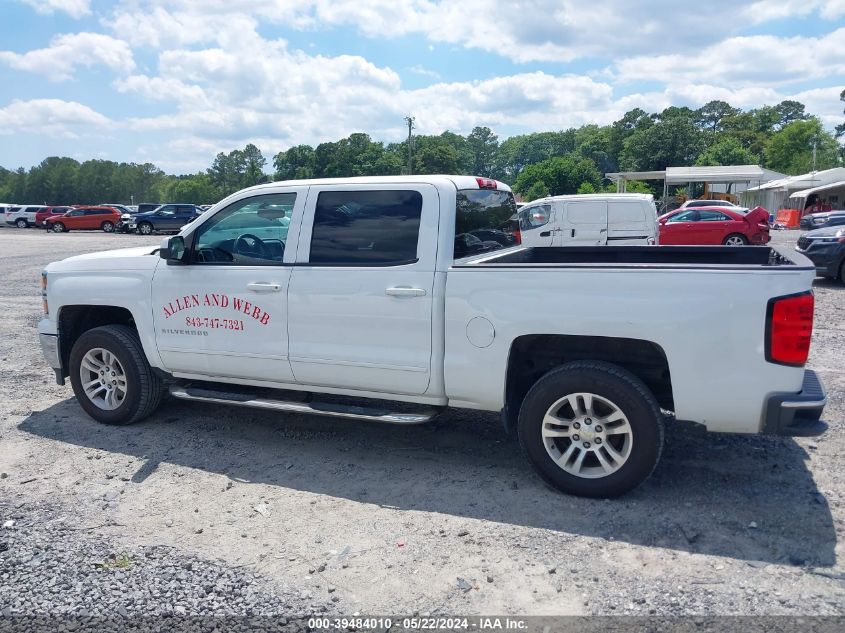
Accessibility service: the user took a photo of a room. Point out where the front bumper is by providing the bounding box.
[762,370,827,437]
[796,246,843,277]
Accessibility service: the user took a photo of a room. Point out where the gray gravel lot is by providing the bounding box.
[0,225,843,617]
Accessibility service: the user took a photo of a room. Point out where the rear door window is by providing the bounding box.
[454,188,517,260]
[309,190,422,265]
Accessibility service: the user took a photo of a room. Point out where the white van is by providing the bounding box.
[518,193,658,246]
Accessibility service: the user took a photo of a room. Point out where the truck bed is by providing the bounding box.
[457,245,809,269]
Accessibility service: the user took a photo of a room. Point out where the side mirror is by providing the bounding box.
[160,235,186,263]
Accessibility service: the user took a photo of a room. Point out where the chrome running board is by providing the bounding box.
[169,385,437,425]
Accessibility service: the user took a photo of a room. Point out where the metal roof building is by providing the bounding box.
[606,165,787,201]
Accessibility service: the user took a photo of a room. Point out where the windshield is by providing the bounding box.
[454,188,517,260]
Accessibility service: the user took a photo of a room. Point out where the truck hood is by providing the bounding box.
[46,245,160,273]
[803,226,845,238]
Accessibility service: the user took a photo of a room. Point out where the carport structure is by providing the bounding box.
[606,165,784,204]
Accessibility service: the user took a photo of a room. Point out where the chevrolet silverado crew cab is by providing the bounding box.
[38,176,827,497]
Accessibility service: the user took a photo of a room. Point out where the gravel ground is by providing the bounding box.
[0,225,844,618]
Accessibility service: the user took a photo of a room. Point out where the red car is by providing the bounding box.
[45,206,121,233]
[658,206,770,246]
[35,206,73,227]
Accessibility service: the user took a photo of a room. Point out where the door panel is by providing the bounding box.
[288,184,438,395]
[557,201,607,245]
[151,188,307,382]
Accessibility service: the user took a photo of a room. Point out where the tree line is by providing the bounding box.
[1,96,843,206]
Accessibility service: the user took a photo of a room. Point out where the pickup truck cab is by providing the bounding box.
[38,176,827,497]
[519,194,658,247]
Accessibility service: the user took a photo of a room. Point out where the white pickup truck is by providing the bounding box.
[38,175,827,497]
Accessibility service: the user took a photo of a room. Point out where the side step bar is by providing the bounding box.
[169,385,438,425]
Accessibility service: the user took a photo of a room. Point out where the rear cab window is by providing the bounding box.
[308,190,423,266]
[454,188,517,260]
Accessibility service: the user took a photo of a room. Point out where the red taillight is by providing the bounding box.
[766,292,814,366]
[475,177,497,189]
[513,229,521,244]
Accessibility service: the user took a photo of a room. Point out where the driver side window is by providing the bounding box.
[191,193,296,265]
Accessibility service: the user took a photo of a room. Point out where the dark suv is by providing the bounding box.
[796,226,845,283]
[130,204,203,235]
[799,211,845,231]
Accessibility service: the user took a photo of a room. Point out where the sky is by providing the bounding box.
[1,0,844,174]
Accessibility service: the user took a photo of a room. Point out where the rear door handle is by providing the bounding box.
[385,287,427,297]
[247,282,281,293]
[540,230,552,237]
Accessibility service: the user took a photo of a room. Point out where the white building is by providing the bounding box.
[742,167,845,212]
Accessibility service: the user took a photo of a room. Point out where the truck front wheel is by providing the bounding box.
[518,361,664,498]
[69,325,164,425]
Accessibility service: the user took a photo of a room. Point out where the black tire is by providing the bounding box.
[138,222,153,235]
[52,222,65,233]
[722,233,747,246]
[839,260,845,285]
[101,221,115,232]
[15,218,28,229]
[517,361,664,498]
[69,325,164,425]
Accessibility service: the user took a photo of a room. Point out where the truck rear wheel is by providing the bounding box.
[69,325,164,425]
[517,361,664,498]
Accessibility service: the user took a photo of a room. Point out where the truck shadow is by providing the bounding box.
[19,398,836,568]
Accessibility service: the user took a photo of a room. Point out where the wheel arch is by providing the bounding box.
[57,305,139,382]
[502,334,673,433]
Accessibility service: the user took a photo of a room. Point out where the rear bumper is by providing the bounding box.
[762,370,827,437]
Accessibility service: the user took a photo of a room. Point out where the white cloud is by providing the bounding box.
[19,0,91,18]
[409,65,441,80]
[745,0,845,21]
[615,29,845,87]
[0,99,112,138]
[102,1,845,63]
[0,32,135,81]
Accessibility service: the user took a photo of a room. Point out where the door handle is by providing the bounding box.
[247,282,281,293]
[385,287,427,297]
[540,230,552,237]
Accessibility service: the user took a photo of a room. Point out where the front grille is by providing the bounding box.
[797,237,811,250]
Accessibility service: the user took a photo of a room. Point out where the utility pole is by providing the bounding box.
[812,140,817,173]
[404,115,415,175]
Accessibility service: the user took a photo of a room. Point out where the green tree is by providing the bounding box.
[695,137,757,166]
[620,115,704,171]
[765,118,841,174]
[273,144,316,180]
[695,100,741,133]
[466,126,498,176]
[242,143,267,186]
[513,155,601,197]
[492,130,576,182]
[836,89,845,139]
[774,100,809,128]
[522,181,549,201]
[413,136,460,174]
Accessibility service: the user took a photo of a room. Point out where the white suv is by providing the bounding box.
[5,205,47,228]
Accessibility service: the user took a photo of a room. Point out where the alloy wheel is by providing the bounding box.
[541,392,633,479]
[79,347,128,411]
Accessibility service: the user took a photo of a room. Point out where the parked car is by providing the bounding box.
[6,205,47,228]
[658,206,770,246]
[796,226,845,283]
[135,203,160,214]
[680,199,738,209]
[800,211,845,231]
[44,206,121,233]
[519,194,658,247]
[454,232,501,258]
[129,204,204,235]
[99,203,133,215]
[3,206,21,225]
[38,175,826,498]
[36,206,73,227]
[469,228,518,247]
